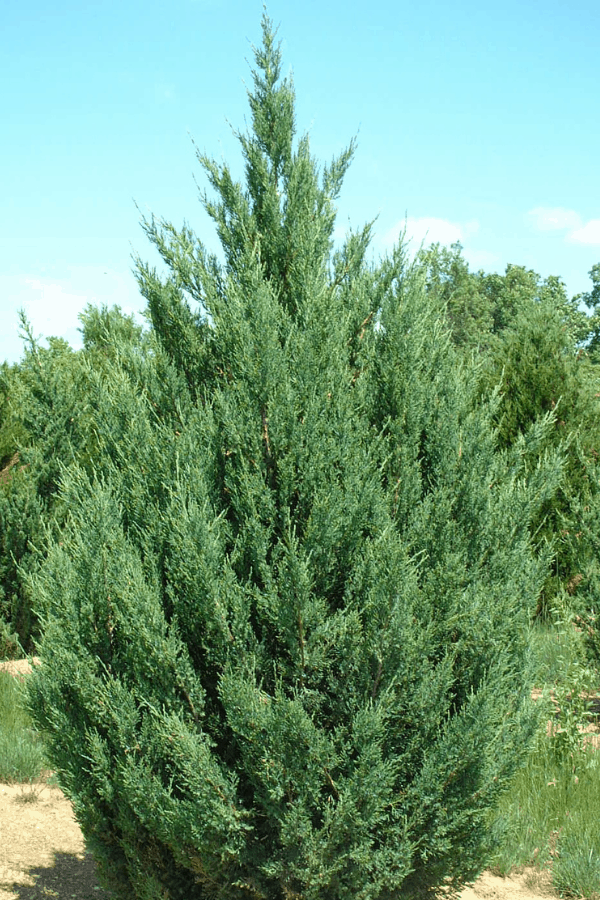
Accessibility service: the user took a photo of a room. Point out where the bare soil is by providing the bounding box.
[0,782,111,900]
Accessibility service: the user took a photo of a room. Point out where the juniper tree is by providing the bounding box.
[0,328,87,654]
[0,308,158,654]
[28,14,561,900]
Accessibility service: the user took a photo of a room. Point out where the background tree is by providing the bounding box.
[419,245,600,625]
[417,242,493,350]
[28,15,561,900]
[574,262,600,360]
[0,306,157,654]
[478,271,600,617]
[0,360,30,470]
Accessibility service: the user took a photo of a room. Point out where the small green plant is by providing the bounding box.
[0,619,23,660]
[0,669,48,783]
[553,822,600,900]
[489,616,600,898]
[548,593,597,767]
[15,778,48,803]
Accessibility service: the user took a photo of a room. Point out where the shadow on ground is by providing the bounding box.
[1,849,111,900]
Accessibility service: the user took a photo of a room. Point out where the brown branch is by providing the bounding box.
[297,610,305,689]
[358,311,374,340]
[371,657,383,701]
[324,768,340,801]
[180,685,201,727]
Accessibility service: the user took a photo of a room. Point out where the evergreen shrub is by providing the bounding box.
[0,327,91,653]
[28,15,562,900]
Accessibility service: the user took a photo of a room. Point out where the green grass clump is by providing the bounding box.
[553,823,600,900]
[0,668,48,783]
[489,614,600,899]
[489,730,600,869]
[529,619,580,686]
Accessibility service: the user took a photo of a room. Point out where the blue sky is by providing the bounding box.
[2,0,599,364]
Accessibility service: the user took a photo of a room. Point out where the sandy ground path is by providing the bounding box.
[0,782,110,900]
[461,870,555,900]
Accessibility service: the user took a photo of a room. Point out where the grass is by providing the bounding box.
[0,668,49,784]
[489,729,600,876]
[488,613,600,899]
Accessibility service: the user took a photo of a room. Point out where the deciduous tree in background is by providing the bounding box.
[419,246,600,623]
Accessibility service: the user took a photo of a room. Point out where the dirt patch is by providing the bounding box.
[0,658,109,898]
[0,659,40,679]
[461,868,556,900]
[0,782,110,900]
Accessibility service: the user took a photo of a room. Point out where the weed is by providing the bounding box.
[0,668,48,783]
[489,615,600,899]
[547,593,598,766]
[15,778,47,804]
[553,824,600,900]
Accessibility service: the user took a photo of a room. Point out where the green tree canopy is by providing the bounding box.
[417,242,493,350]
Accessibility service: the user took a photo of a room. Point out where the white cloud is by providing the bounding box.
[23,278,89,344]
[21,269,143,343]
[527,206,582,232]
[405,216,463,249]
[462,248,500,270]
[568,219,600,245]
[0,269,145,363]
[370,216,500,270]
[382,216,465,254]
[463,219,481,237]
[527,207,600,246]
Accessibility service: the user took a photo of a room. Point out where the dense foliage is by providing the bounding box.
[418,244,600,641]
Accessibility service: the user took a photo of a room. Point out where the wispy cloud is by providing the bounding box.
[23,278,89,343]
[527,207,582,232]
[527,207,600,247]
[379,216,483,258]
[568,219,600,245]
[462,248,501,270]
[20,269,142,345]
[384,216,463,252]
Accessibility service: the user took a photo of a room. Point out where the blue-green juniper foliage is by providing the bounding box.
[28,13,561,900]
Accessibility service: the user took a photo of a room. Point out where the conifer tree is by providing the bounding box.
[0,330,85,654]
[477,276,600,612]
[28,14,561,900]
